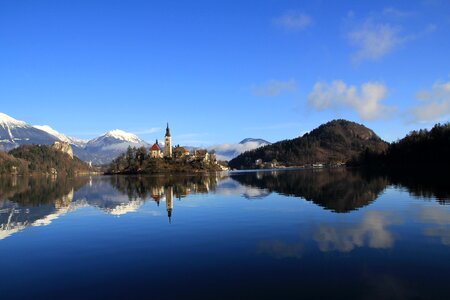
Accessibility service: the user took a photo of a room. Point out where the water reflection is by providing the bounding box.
[1,170,450,299]
[1,169,449,242]
[386,170,450,204]
[418,206,450,246]
[231,169,389,212]
[313,211,400,252]
[0,176,88,240]
[0,174,229,239]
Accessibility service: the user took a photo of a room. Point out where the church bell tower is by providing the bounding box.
[163,123,172,158]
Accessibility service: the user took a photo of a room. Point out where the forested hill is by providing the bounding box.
[1,145,90,176]
[355,122,450,170]
[229,119,388,169]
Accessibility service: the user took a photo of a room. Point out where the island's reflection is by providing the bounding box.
[1,169,449,240]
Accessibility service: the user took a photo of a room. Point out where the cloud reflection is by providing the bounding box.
[419,206,450,246]
[314,211,399,252]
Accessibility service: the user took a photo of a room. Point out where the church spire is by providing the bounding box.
[165,123,171,137]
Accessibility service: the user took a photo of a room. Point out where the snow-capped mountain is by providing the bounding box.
[33,125,88,148]
[81,129,150,164]
[0,113,58,151]
[0,113,151,164]
[87,129,144,147]
[209,138,271,161]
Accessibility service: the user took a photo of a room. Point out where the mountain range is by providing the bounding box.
[0,113,267,164]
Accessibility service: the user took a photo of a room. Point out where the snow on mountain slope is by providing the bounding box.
[82,130,150,164]
[0,112,152,164]
[0,112,28,128]
[33,125,87,147]
[86,130,146,149]
[103,129,142,143]
[0,113,58,151]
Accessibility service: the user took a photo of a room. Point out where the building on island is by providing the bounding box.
[150,139,162,158]
[148,123,218,165]
[194,149,209,162]
[173,146,190,158]
[163,123,172,158]
[193,149,216,163]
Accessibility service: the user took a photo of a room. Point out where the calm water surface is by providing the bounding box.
[0,169,449,299]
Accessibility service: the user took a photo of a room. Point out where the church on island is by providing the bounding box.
[149,123,216,163]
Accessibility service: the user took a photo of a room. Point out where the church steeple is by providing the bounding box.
[163,122,172,158]
[165,123,171,137]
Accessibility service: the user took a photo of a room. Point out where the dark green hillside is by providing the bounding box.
[7,145,90,176]
[229,119,388,169]
[355,122,450,170]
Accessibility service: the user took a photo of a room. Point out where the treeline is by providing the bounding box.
[0,145,90,176]
[108,146,221,174]
[353,123,450,170]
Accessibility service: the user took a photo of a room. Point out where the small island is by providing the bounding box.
[107,124,225,174]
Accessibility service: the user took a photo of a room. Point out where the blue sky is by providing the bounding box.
[1,0,450,146]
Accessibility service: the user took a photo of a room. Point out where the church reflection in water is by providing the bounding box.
[1,168,449,240]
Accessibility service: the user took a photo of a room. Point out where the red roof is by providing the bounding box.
[151,143,160,151]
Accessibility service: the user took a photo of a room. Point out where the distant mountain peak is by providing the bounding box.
[239,138,271,145]
[103,129,142,143]
[81,129,149,164]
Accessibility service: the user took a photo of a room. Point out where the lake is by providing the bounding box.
[0,169,449,299]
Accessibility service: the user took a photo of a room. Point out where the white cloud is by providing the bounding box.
[411,81,450,123]
[347,15,436,64]
[209,140,269,161]
[308,80,395,120]
[348,21,407,63]
[251,79,297,97]
[274,11,312,30]
[382,7,415,18]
